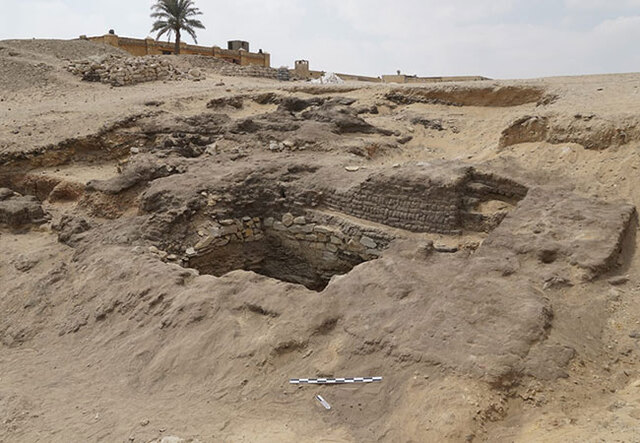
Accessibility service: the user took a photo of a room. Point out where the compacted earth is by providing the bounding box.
[1,39,640,442]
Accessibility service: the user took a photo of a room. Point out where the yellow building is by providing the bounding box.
[85,33,270,67]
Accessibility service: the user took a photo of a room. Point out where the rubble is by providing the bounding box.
[66,55,204,86]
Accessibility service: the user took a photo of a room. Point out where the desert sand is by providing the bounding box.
[1,39,640,442]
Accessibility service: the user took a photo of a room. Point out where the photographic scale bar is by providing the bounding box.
[290,377,383,385]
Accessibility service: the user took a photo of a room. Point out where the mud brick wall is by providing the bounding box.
[321,171,528,235]
[324,182,464,235]
[465,172,529,201]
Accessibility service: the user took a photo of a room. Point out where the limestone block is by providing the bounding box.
[301,224,315,234]
[220,225,238,235]
[195,236,214,251]
[282,213,294,227]
[347,239,365,252]
[313,225,335,235]
[360,236,377,249]
[215,237,231,247]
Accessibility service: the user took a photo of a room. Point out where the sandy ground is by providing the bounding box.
[1,39,640,442]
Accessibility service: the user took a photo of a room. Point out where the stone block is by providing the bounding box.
[195,236,214,250]
[215,237,230,247]
[360,236,377,249]
[220,225,238,235]
[313,225,335,235]
[282,213,294,227]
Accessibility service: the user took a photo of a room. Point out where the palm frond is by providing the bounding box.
[150,0,205,47]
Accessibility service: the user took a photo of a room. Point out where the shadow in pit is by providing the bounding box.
[187,233,369,292]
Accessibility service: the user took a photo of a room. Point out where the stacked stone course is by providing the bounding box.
[66,55,204,86]
[192,216,264,253]
[191,212,384,262]
[214,64,280,80]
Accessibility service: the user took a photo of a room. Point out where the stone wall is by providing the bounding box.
[66,56,204,86]
[86,34,271,67]
[214,64,280,80]
[187,212,388,290]
[190,212,386,262]
[381,74,489,84]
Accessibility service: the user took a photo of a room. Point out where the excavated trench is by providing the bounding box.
[189,231,368,291]
[0,113,531,293]
[182,168,529,292]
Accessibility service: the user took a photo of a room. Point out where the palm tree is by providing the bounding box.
[150,0,205,55]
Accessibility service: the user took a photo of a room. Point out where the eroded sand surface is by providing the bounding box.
[1,39,640,442]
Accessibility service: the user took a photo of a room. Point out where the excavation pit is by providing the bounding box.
[189,235,368,291]
[185,216,387,292]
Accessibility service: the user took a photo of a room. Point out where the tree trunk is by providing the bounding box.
[174,28,181,55]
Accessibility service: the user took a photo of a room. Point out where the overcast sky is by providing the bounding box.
[2,0,639,79]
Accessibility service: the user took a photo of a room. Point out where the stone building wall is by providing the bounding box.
[86,34,270,67]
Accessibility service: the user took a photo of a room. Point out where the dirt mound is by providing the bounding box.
[287,84,363,95]
[1,133,636,440]
[385,84,546,107]
[0,188,48,226]
[0,54,56,91]
[0,39,129,92]
[0,38,129,62]
[499,113,639,149]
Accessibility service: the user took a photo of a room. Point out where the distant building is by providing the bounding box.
[227,40,249,52]
[381,74,490,84]
[83,33,270,67]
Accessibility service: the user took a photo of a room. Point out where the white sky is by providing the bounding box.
[1,0,639,79]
